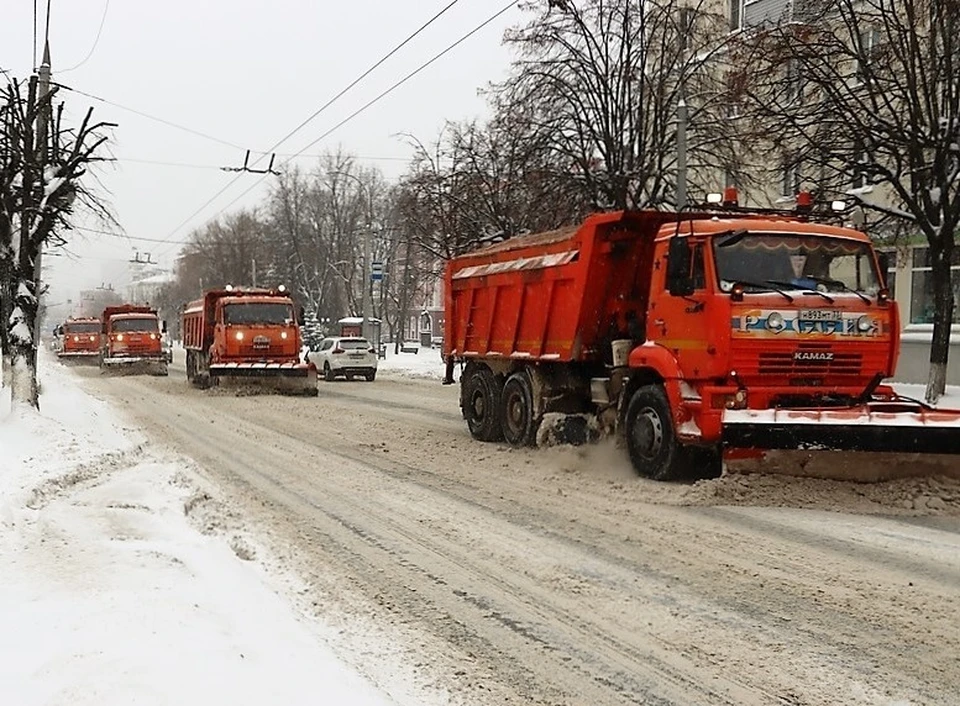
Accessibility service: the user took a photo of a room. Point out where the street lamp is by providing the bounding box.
[330,171,375,343]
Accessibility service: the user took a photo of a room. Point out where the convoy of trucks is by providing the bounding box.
[441,197,960,480]
[180,286,318,395]
[51,195,960,482]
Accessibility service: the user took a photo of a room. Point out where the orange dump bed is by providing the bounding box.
[444,211,678,363]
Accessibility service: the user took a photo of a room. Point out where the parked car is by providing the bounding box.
[309,337,377,382]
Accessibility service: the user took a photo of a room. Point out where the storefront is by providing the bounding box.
[882,245,960,383]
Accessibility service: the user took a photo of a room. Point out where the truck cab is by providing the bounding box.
[623,215,898,476]
[100,305,168,376]
[211,295,301,363]
[57,317,101,361]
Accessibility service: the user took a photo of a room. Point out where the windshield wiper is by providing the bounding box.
[716,229,748,248]
[764,280,836,304]
[728,280,795,302]
[803,275,871,304]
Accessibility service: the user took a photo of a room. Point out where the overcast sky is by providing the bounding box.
[1,0,518,305]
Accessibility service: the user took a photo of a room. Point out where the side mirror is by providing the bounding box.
[877,252,890,288]
[161,320,168,334]
[297,306,305,326]
[667,237,695,297]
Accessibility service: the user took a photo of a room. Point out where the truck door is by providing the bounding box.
[654,237,715,380]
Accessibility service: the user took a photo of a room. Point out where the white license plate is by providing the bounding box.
[799,309,842,322]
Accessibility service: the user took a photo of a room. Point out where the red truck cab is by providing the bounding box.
[100,305,168,376]
[57,317,101,362]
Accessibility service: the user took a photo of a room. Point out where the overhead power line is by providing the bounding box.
[155,0,465,253]
[157,0,518,258]
[61,0,111,73]
[54,83,246,150]
[74,225,196,246]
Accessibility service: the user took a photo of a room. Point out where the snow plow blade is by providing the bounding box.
[722,399,960,482]
[209,362,318,396]
[100,357,168,376]
[58,352,100,365]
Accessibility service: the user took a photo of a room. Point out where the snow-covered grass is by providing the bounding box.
[0,356,397,706]
[377,345,446,381]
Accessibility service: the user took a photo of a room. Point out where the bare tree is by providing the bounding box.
[0,76,112,409]
[738,0,960,402]
[501,0,738,211]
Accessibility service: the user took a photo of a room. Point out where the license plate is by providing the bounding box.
[799,309,842,322]
[349,353,363,358]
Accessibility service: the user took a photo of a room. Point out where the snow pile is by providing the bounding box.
[378,346,445,380]
[0,358,397,706]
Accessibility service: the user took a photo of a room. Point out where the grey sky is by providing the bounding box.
[1,1,518,302]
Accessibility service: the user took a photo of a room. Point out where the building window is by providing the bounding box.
[729,0,743,31]
[857,28,882,83]
[781,157,801,197]
[879,249,897,300]
[909,247,960,324]
[679,7,696,52]
[784,59,802,103]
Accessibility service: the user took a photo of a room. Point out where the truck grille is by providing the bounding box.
[758,347,862,376]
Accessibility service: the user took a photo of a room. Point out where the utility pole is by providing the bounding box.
[676,98,688,211]
[332,171,375,343]
[361,190,373,344]
[32,40,52,362]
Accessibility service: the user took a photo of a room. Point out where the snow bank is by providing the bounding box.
[0,356,396,706]
[378,346,445,381]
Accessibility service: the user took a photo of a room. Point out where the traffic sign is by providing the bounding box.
[371,261,384,282]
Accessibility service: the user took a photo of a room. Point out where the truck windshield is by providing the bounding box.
[64,323,100,334]
[713,232,881,295]
[224,303,294,325]
[112,318,159,332]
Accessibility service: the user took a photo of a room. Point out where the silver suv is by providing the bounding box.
[310,337,378,382]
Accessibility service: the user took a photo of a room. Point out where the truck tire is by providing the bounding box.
[500,370,537,447]
[186,351,196,382]
[462,365,503,442]
[625,384,680,480]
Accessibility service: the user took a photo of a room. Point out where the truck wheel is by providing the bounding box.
[186,351,196,382]
[500,371,537,447]
[462,365,503,442]
[625,384,679,480]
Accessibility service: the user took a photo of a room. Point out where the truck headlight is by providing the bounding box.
[235,331,244,341]
[116,334,124,342]
[73,335,80,342]
[281,331,288,340]
[857,315,875,332]
[766,312,785,332]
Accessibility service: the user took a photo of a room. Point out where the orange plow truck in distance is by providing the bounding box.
[100,305,169,376]
[442,197,960,481]
[57,317,101,363]
[181,286,318,396]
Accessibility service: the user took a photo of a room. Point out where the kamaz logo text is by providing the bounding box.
[794,351,834,361]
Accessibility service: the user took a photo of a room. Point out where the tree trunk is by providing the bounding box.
[925,250,954,404]
[8,276,40,409]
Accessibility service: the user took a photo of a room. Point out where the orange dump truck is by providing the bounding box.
[181,287,317,395]
[100,305,168,376]
[443,204,960,480]
[57,317,101,362]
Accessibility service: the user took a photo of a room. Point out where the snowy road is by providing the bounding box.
[74,362,960,706]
